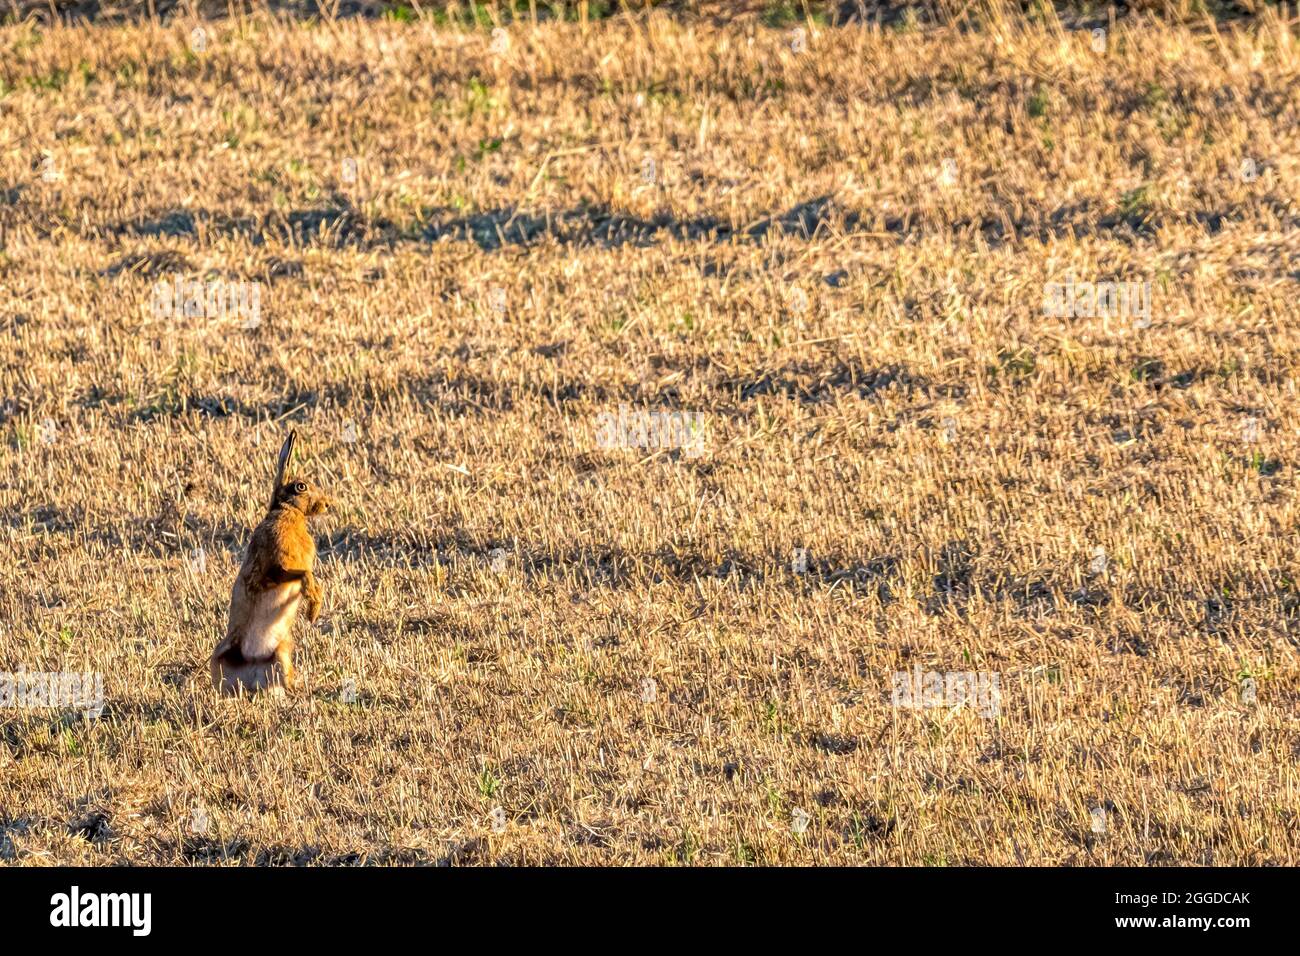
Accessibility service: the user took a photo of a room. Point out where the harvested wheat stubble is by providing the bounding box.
[0,6,1298,864]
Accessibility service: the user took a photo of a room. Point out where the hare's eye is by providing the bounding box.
[293,481,307,494]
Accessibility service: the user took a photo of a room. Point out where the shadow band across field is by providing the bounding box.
[8,495,1284,636]
[93,194,1300,262]
[103,196,850,252]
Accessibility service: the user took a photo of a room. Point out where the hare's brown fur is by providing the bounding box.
[211,433,330,695]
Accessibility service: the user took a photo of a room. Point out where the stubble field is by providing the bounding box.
[1,4,1298,864]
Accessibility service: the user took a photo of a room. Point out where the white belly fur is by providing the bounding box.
[240,583,302,660]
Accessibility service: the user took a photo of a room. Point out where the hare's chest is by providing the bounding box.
[241,583,301,660]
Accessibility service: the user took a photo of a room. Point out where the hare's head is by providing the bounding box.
[274,476,331,516]
[269,430,331,517]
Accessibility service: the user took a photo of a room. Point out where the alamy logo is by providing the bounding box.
[151,276,262,328]
[50,886,151,936]
[0,671,103,717]
[595,404,707,458]
[891,664,1000,717]
[1042,275,1151,324]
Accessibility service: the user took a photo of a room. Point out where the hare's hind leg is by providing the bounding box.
[212,653,283,696]
[210,652,246,695]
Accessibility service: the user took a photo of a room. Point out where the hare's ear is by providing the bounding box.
[271,429,296,504]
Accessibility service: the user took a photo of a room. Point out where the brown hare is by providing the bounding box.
[210,430,330,695]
